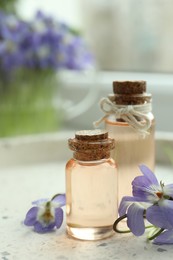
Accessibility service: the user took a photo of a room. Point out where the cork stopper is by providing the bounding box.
[111,80,151,105]
[68,129,115,161]
[75,129,108,141]
[113,81,146,94]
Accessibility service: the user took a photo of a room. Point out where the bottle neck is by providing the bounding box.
[73,157,111,165]
[94,96,153,136]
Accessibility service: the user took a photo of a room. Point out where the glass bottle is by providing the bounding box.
[96,81,155,206]
[66,129,118,240]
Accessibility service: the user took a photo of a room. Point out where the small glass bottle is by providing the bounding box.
[96,81,155,206]
[66,129,117,240]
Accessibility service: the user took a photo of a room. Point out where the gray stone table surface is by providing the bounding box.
[1,161,173,260]
[1,131,173,260]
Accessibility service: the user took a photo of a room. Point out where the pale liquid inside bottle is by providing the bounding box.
[105,114,155,207]
[66,158,118,240]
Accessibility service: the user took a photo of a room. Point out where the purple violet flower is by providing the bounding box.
[118,164,173,237]
[24,194,66,233]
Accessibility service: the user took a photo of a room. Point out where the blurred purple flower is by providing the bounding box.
[0,10,94,79]
[24,194,66,233]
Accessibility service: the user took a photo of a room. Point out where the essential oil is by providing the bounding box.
[66,129,118,240]
[96,81,155,206]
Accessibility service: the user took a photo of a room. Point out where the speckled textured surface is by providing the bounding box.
[1,161,173,260]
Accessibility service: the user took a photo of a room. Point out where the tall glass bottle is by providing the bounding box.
[95,81,155,206]
[66,129,118,240]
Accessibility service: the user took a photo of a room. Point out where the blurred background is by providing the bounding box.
[1,0,173,137]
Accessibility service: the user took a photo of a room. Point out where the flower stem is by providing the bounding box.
[51,193,63,201]
[113,214,155,234]
[148,228,164,241]
[113,214,131,233]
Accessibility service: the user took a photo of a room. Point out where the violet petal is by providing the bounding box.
[146,205,172,229]
[119,196,147,216]
[52,194,66,207]
[132,176,152,200]
[163,184,173,198]
[153,230,173,245]
[133,176,152,189]
[24,207,38,226]
[127,203,145,236]
[54,207,64,228]
[139,164,159,185]
[132,171,160,201]
[147,200,173,229]
[159,200,173,227]
[34,221,56,233]
[32,198,49,206]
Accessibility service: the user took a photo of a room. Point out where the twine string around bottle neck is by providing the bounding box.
[93,97,152,136]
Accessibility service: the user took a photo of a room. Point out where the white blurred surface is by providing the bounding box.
[17,0,82,28]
